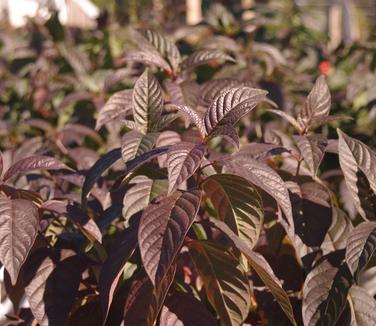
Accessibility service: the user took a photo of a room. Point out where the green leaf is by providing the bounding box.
[189,240,251,326]
[202,174,264,250]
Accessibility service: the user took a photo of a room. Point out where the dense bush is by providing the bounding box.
[1,2,376,325]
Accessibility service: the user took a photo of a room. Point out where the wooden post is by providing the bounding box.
[186,0,202,25]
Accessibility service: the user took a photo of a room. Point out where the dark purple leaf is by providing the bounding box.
[199,78,253,107]
[159,291,216,326]
[297,75,331,131]
[126,49,171,73]
[0,196,39,285]
[81,148,122,208]
[121,131,159,163]
[3,156,74,182]
[237,143,289,161]
[209,218,297,326]
[122,176,168,224]
[0,151,3,178]
[167,143,206,193]
[267,109,302,133]
[156,131,181,168]
[338,129,376,220]
[189,240,251,326]
[225,156,294,235]
[348,286,376,324]
[167,104,205,137]
[181,49,235,71]
[62,123,102,145]
[294,135,328,177]
[202,174,264,249]
[41,200,102,243]
[143,29,181,73]
[203,86,267,141]
[345,221,376,277]
[24,250,83,326]
[132,69,163,134]
[95,89,133,130]
[99,220,139,323]
[68,148,99,170]
[123,266,176,325]
[56,91,92,112]
[138,190,201,286]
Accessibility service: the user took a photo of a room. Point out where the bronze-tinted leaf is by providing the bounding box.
[24,251,82,326]
[237,143,289,162]
[68,147,99,170]
[123,266,176,325]
[203,86,267,141]
[294,135,328,177]
[165,80,200,112]
[169,104,205,137]
[288,181,332,247]
[0,150,3,178]
[62,123,102,145]
[99,220,139,323]
[3,155,73,182]
[206,123,240,148]
[132,69,163,134]
[297,75,331,131]
[302,261,338,326]
[121,131,159,163]
[202,174,264,249]
[122,176,168,224]
[199,78,253,107]
[345,221,376,277]
[138,190,201,286]
[167,143,206,194]
[152,113,178,132]
[321,207,353,254]
[348,285,376,325]
[42,200,102,243]
[316,264,353,326]
[210,218,297,326]
[159,291,216,326]
[95,89,133,130]
[126,49,171,73]
[181,49,235,71]
[156,131,182,168]
[143,29,182,73]
[0,196,39,285]
[225,156,294,234]
[268,109,302,133]
[189,240,251,326]
[338,129,376,220]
